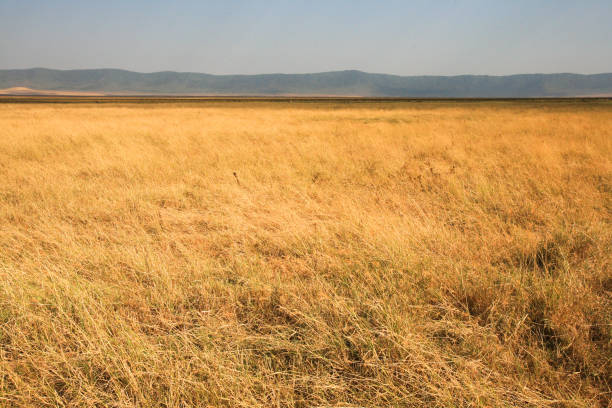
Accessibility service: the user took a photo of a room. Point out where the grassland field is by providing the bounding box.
[0,100,610,407]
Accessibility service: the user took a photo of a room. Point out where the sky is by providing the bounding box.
[0,0,611,76]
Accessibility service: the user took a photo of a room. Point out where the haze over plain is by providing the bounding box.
[1,0,611,76]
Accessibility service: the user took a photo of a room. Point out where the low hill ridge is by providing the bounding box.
[1,68,611,97]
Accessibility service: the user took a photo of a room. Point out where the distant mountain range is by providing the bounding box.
[1,68,612,97]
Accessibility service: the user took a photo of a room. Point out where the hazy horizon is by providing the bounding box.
[3,67,612,77]
[1,0,611,76]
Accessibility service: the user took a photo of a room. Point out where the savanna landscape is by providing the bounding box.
[0,100,610,407]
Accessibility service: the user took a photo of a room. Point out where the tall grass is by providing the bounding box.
[0,101,610,407]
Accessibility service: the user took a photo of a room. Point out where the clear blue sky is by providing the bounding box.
[1,0,611,75]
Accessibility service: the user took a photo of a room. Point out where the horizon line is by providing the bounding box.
[2,67,612,78]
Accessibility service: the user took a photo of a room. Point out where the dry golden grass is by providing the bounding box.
[0,101,610,407]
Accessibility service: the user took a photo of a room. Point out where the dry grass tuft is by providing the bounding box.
[0,101,610,407]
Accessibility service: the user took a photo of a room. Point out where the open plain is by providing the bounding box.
[0,100,610,407]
